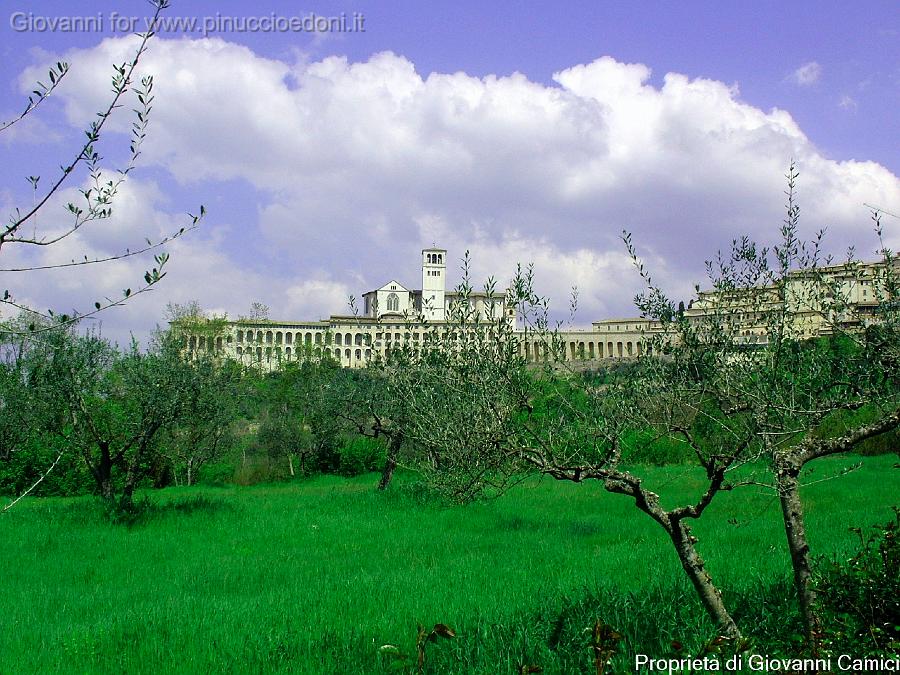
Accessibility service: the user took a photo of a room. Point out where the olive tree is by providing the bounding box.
[158,355,241,486]
[329,366,409,490]
[382,260,748,639]
[622,165,900,649]
[30,328,198,510]
[255,357,343,477]
[383,177,899,646]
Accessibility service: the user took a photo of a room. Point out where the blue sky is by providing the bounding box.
[2,0,898,343]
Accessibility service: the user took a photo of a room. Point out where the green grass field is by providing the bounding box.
[0,455,896,674]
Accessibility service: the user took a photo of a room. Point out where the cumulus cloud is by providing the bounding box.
[789,61,822,86]
[10,40,900,343]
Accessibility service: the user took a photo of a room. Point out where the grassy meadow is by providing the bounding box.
[0,455,897,673]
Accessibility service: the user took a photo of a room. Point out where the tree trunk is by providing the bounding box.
[120,461,139,511]
[668,519,742,639]
[776,464,820,650]
[378,434,402,491]
[97,442,114,501]
[288,453,295,477]
[186,458,193,487]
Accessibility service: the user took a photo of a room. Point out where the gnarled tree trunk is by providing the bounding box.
[378,433,403,491]
[775,461,819,649]
[668,518,742,639]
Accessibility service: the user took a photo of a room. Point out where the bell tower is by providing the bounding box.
[421,247,446,321]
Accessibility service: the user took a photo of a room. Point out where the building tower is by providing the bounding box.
[421,247,446,321]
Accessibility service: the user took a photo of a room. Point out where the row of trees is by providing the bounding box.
[0,319,239,511]
[0,310,394,510]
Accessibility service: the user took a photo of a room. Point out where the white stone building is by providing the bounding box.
[180,246,655,369]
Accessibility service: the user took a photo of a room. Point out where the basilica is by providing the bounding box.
[186,246,655,369]
[183,247,887,370]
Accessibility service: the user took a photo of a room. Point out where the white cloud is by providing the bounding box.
[10,41,900,343]
[789,61,822,86]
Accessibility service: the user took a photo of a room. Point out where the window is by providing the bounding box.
[387,293,399,312]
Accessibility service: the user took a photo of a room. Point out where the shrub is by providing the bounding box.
[337,436,383,476]
[814,508,900,655]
